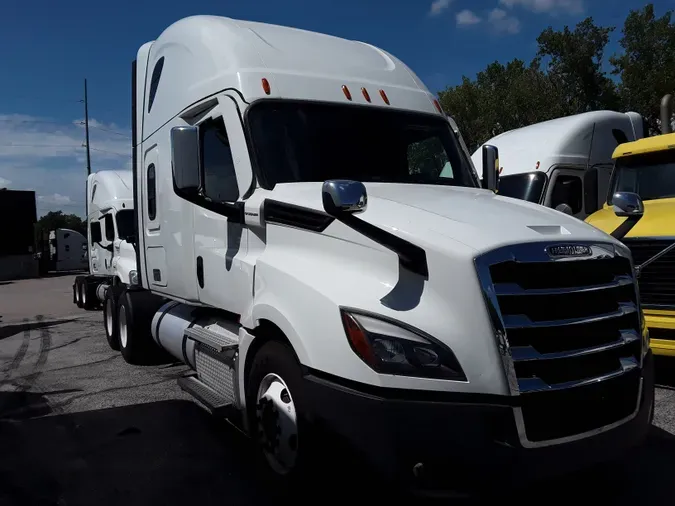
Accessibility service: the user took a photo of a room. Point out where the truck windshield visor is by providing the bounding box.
[497,172,547,203]
[115,210,135,240]
[610,150,675,203]
[247,100,480,189]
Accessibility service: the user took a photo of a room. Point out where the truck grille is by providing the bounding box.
[623,238,675,308]
[475,242,643,445]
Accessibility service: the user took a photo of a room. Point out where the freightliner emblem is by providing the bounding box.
[546,244,593,259]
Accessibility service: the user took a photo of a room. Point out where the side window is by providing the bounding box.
[148,57,165,114]
[90,222,102,245]
[103,214,115,241]
[200,118,239,203]
[147,164,157,221]
[551,174,583,214]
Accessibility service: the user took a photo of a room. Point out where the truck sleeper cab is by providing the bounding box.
[112,15,654,495]
[73,170,137,350]
[471,111,646,220]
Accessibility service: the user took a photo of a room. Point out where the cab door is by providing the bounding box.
[192,95,254,314]
[545,167,587,219]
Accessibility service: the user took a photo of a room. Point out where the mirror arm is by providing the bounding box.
[336,213,429,279]
[635,241,675,277]
[610,215,642,241]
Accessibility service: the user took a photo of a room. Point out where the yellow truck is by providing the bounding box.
[586,95,675,356]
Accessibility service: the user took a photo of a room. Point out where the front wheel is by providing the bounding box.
[117,290,162,365]
[247,341,312,487]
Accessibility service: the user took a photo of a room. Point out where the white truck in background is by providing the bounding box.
[73,170,137,349]
[106,16,653,495]
[49,229,88,271]
[471,111,647,220]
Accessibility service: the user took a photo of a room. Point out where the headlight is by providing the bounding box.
[340,309,466,380]
[129,270,139,286]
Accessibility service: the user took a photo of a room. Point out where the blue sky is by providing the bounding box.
[0,0,669,216]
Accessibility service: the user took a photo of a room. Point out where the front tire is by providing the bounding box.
[82,280,98,310]
[247,341,312,487]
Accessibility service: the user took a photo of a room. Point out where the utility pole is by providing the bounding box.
[84,78,92,176]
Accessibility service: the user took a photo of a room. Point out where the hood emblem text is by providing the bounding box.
[546,244,593,259]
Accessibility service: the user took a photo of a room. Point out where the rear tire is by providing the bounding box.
[82,280,98,310]
[118,290,163,365]
[246,341,313,490]
[103,286,121,351]
[74,277,84,308]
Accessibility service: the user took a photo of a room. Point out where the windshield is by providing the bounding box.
[610,150,675,203]
[247,101,480,188]
[115,210,135,240]
[497,172,547,203]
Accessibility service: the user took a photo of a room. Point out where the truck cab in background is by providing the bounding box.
[73,170,137,349]
[108,15,653,495]
[586,97,675,357]
[471,111,647,219]
[48,228,88,272]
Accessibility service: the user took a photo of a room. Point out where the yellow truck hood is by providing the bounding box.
[586,198,675,238]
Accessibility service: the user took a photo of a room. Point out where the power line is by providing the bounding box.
[0,143,130,158]
[0,118,131,138]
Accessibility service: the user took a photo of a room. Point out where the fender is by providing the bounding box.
[241,301,310,366]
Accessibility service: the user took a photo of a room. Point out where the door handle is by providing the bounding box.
[197,256,204,289]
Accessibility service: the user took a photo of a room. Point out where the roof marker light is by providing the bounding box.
[342,85,352,101]
[379,89,390,105]
[261,78,271,95]
[361,87,371,103]
[433,99,443,114]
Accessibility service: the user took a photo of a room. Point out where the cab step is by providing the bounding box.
[184,326,238,352]
[177,375,232,416]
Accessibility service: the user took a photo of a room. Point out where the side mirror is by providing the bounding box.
[171,126,200,195]
[482,145,500,192]
[322,180,367,216]
[610,191,644,240]
[613,192,644,217]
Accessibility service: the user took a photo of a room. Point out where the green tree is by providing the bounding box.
[536,17,619,114]
[35,211,86,242]
[438,59,564,151]
[610,4,675,134]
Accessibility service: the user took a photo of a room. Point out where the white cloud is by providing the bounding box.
[429,0,452,16]
[38,193,72,206]
[499,0,584,15]
[456,9,482,26]
[0,114,131,217]
[488,8,522,34]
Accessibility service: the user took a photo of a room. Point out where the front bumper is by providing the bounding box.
[644,311,675,357]
[303,350,655,496]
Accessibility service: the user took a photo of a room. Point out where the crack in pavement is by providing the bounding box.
[53,377,180,409]
[0,319,30,380]
[46,337,84,352]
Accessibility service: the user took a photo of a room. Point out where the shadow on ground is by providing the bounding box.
[655,356,675,388]
[0,398,674,506]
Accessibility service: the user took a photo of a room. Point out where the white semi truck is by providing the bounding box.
[109,15,654,494]
[73,170,137,349]
[471,111,647,220]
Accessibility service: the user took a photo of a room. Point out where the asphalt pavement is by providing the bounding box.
[1,275,675,505]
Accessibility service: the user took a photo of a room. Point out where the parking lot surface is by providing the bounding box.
[1,275,675,505]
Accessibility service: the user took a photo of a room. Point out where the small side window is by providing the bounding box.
[103,214,115,241]
[551,174,583,214]
[148,57,165,114]
[148,164,157,221]
[90,222,102,245]
[200,118,239,203]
